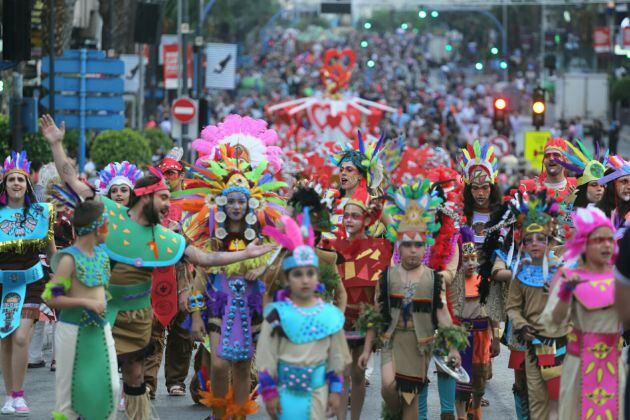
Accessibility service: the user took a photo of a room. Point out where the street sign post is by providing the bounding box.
[42,49,125,172]
[171,97,198,149]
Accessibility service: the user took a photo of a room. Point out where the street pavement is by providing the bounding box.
[10,338,515,419]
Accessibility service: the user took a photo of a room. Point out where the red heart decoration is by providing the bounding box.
[309,103,330,130]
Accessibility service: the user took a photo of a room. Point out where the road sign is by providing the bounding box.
[172,97,196,123]
[205,43,237,90]
[41,49,125,172]
[489,135,511,157]
[594,27,611,53]
[524,131,552,172]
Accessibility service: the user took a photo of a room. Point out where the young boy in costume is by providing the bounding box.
[43,199,119,420]
[544,207,623,419]
[359,179,466,420]
[257,210,351,419]
[501,192,569,420]
[453,227,492,420]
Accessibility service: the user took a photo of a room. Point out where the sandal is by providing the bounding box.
[481,397,490,407]
[168,385,186,396]
[50,360,56,372]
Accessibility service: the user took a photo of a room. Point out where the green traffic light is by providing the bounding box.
[360,41,368,48]
[364,22,372,30]
[431,10,439,18]
[499,61,508,70]
[445,44,453,52]
[418,10,427,19]
[475,62,484,71]
[554,34,561,45]
[490,47,499,55]
[367,60,375,68]
[401,23,409,30]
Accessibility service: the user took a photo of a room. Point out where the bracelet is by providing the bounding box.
[326,371,344,394]
[42,276,72,301]
[188,290,206,313]
[259,370,279,402]
[493,328,502,339]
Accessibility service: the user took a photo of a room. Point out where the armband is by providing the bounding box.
[493,328,502,339]
[326,371,344,394]
[42,276,72,301]
[258,370,279,401]
[188,290,206,313]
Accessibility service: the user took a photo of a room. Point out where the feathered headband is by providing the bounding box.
[134,167,169,197]
[3,151,31,178]
[598,155,630,185]
[51,184,107,236]
[460,226,476,256]
[329,130,386,189]
[97,161,143,195]
[564,207,615,262]
[556,139,607,186]
[459,140,498,185]
[262,209,318,271]
[193,114,283,173]
[384,178,442,244]
[515,191,561,237]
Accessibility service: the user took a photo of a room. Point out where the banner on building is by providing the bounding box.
[205,43,237,90]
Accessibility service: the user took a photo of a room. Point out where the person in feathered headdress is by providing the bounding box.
[359,179,466,420]
[452,226,492,420]
[519,137,577,202]
[256,210,351,419]
[493,191,569,420]
[97,161,143,206]
[327,131,387,237]
[0,150,55,415]
[459,140,502,245]
[318,177,392,420]
[555,139,607,208]
[597,155,630,238]
[542,207,621,419]
[181,139,287,417]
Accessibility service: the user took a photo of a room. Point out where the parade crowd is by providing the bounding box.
[0,105,625,420]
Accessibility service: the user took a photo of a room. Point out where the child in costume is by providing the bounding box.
[257,210,351,419]
[544,207,625,419]
[359,179,467,420]
[43,199,119,420]
[499,192,569,420]
[453,227,492,420]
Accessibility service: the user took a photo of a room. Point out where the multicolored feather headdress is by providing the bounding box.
[598,155,630,185]
[459,140,498,185]
[262,209,318,271]
[329,130,386,189]
[181,144,287,243]
[97,161,143,195]
[193,114,283,173]
[556,139,607,186]
[3,151,31,178]
[514,191,561,237]
[384,179,442,244]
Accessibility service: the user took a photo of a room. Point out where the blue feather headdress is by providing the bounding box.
[329,130,387,188]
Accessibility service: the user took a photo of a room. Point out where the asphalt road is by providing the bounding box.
[7,337,516,419]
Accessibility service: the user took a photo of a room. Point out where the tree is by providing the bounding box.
[90,128,152,169]
[144,128,174,156]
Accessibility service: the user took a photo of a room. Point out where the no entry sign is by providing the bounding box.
[172,97,196,123]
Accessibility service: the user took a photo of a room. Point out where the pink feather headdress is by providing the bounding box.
[193,114,283,173]
[564,207,616,262]
[262,209,318,271]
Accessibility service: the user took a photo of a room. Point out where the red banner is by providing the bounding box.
[624,27,630,49]
[593,27,611,53]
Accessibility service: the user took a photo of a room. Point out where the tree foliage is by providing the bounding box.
[0,115,52,164]
[90,128,151,169]
[611,77,630,105]
[143,128,173,155]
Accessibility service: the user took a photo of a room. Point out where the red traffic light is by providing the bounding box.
[494,98,507,111]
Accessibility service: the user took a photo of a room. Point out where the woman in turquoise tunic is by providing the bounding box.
[0,151,56,416]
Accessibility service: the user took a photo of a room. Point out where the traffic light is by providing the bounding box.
[532,88,546,129]
[493,97,508,131]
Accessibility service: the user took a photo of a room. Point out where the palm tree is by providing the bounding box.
[40,0,78,56]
